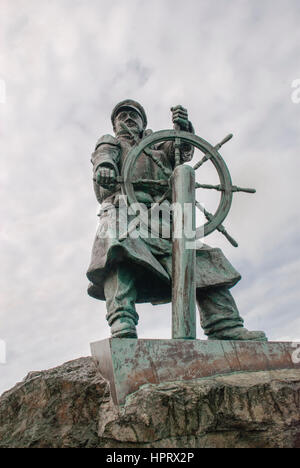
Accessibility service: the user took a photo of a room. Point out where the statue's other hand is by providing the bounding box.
[171,105,190,131]
[96,167,117,189]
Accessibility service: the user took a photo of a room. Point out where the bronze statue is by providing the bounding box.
[87,99,267,342]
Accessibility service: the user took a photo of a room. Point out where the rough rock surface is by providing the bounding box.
[0,357,300,448]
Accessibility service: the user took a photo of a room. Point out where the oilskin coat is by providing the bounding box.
[87,132,241,304]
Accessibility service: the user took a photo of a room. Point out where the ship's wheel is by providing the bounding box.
[117,124,256,246]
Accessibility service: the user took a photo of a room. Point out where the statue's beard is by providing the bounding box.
[116,122,142,139]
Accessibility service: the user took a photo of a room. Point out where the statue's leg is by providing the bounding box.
[196,287,267,341]
[104,263,139,338]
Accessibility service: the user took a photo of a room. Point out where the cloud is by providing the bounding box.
[1,0,300,394]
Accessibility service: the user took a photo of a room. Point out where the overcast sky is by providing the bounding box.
[1,0,300,395]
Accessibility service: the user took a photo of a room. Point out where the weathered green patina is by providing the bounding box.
[171,165,196,339]
[91,339,300,406]
[87,100,267,342]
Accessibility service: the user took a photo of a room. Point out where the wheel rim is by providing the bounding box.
[121,130,233,238]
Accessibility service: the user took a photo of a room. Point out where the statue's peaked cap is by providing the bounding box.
[111,99,147,128]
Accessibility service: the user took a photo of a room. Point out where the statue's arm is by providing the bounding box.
[157,106,195,164]
[91,135,121,203]
[91,134,120,176]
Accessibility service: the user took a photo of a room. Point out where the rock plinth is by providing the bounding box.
[0,357,299,448]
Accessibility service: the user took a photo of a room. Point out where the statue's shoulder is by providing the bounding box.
[95,134,120,150]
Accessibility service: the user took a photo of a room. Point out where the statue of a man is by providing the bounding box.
[87,99,267,342]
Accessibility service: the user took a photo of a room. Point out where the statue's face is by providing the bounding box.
[114,107,144,135]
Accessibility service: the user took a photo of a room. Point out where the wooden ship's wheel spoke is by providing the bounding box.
[195,183,256,194]
[195,201,238,247]
[132,178,169,187]
[193,134,233,170]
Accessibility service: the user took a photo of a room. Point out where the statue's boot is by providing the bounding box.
[207,327,267,341]
[104,263,139,338]
[196,286,268,342]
